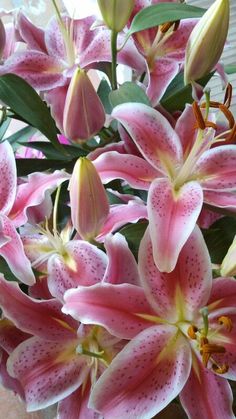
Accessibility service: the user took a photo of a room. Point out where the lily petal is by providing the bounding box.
[89,325,191,418]
[16,12,47,52]
[0,140,16,216]
[180,356,234,419]
[63,283,156,339]
[203,190,236,210]
[111,103,182,176]
[92,151,158,190]
[139,225,212,322]
[7,336,89,411]
[58,383,101,419]
[147,178,203,272]
[0,215,35,285]
[146,58,179,106]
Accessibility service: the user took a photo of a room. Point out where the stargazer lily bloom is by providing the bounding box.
[93,101,236,272]
[63,226,236,419]
[0,140,69,284]
[129,0,198,105]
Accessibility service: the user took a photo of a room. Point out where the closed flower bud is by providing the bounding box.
[98,0,134,32]
[63,68,105,142]
[221,235,236,277]
[0,19,6,60]
[184,0,229,85]
[69,157,109,241]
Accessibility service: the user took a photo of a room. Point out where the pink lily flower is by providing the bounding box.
[0,12,145,92]
[129,0,198,105]
[0,140,69,284]
[93,102,236,272]
[63,226,236,418]
[0,276,124,414]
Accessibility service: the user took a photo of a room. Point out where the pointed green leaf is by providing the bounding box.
[109,81,151,108]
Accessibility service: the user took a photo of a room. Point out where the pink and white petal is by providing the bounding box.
[0,215,35,285]
[92,151,159,190]
[207,277,236,311]
[147,178,203,272]
[22,234,53,266]
[146,58,179,106]
[0,350,25,400]
[45,84,68,132]
[0,140,16,216]
[175,104,198,158]
[89,325,191,418]
[0,319,30,354]
[48,240,108,301]
[98,201,148,240]
[195,145,236,191]
[63,283,156,340]
[0,277,77,341]
[9,170,70,228]
[203,190,236,211]
[103,233,140,286]
[2,23,16,61]
[0,51,66,90]
[7,336,89,411]
[88,141,127,161]
[58,382,101,419]
[29,276,53,300]
[26,193,52,225]
[111,103,182,176]
[180,357,234,419]
[44,16,67,60]
[162,19,198,61]
[197,207,222,229]
[139,225,212,322]
[16,12,47,52]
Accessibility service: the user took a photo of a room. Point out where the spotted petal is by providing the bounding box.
[0,140,16,216]
[146,58,179,106]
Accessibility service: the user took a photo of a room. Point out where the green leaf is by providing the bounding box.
[203,217,236,264]
[0,118,11,141]
[161,72,214,112]
[5,126,38,150]
[20,141,87,160]
[119,221,148,259]
[127,3,206,35]
[0,74,65,154]
[109,82,151,108]
[97,78,112,114]
[16,158,76,176]
[0,256,19,281]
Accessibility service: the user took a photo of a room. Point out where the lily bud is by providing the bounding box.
[69,157,109,241]
[97,0,135,32]
[184,0,229,85]
[0,19,6,59]
[221,235,236,277]
[63,68,105,142]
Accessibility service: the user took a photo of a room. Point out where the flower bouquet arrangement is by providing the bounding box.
[0,0,236,417]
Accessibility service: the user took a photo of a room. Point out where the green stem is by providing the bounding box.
[111,30,118,90]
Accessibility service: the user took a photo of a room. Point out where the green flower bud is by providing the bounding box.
[184,0,229,85]
[98,0,135,32]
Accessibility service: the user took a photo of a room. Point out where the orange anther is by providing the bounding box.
[219,104,235,129]
[224,83,232,108]
[218,316,233,332]
[200,343,226,368]
[212,363,229,374]
[160,21,174,33]
[205,121,218,130]
[192,101,206,130]
[187,325,198,339]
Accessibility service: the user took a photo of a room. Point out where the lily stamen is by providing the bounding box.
[160,21,175,33]
[212,363,229,374]
[224,83,232,108]
[200,343,226,367]
[187,325,198,339]
[219,104,235,129]
[218,316,233,332]
[192,101,206,130]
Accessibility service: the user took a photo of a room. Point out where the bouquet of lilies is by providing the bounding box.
[0,0,236,417]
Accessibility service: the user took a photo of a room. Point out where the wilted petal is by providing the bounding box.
[146,58,179,106]
[9,170,69,227]
[139,225,212,322]
[0,50,66,90]
[63,283,156,339]
[103,233,140,285]
[147,178,203,272]
[112,103,182,176]
[48,240,108,301]
[0,215,35,285]
[195,145,236,191]
[0,277,77,341]
[92,151,159,190]
[90,325,191,418]
[7,336,89,411]
[0,140,16,216]
[180,356,234,419]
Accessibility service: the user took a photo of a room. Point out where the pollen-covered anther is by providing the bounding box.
[205,121,218,130]
[187,325,198,339]
[160,21,175,33]
[192,101,206,130]
[212,363,229,374]
[224,83,232,108]
[200,343,226,368]
[218,316,233,332]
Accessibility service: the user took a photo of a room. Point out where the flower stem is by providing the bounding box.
[111,30,118,90]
